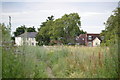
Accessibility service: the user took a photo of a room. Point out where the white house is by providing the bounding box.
[93,37,101,47]
[15,32,38,46]
[76,33,102,47]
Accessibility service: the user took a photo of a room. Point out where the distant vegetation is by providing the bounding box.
[36,13,86,45]
[12,25,36,40]
[100,8,120,46]
[1,6,119,78]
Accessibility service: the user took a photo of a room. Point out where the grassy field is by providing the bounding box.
[2,45,118,78]
[0,46,2,79]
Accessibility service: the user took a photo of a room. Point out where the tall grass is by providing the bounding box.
[0,46,2,79]
[2,45,118,78]
[0,25,2,79]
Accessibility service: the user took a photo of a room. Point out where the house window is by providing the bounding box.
[96,43,98,46]
[82,38,84,40]
[26,38,29,40]
[32,38,35,41]
[88,36,92,40]
[88,42,92,47]
[32,43,34,45]
[101,36,104,40]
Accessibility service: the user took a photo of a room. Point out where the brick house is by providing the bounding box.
[76,33,102,47]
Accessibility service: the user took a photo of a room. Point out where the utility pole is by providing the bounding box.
[9,16,11,31]
[8,16,12,36]
[118,1,120,8]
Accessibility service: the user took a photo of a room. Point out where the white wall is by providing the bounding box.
[15,37,37,46]
[93,37,101,47]
[15,37,23,46]
[26,38,37,46]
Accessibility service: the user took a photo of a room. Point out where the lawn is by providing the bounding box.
[2,45,118,78]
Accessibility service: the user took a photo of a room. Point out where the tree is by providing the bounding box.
[13,25,36,37]
[27,26,36,32]
[36,13,86,45]
[100,7,120,46]
[0,23,11,42]
[38,15,54,31]
[36,16,54,45]
[13,25,26,37]
[47,15,54,21]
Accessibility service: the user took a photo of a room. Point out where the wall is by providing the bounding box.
[93,37,101,47]
[15,37,22,46]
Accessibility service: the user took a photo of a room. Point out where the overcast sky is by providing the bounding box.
[1,0,119,34]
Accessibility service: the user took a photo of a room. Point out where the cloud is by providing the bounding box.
[80,12,110,17]
[1,2,117,33]
[81,26,105,33]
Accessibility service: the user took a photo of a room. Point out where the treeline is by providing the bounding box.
[12,13,86,45]
[36,13,86,45]
[100,7,120,46]
[100,7,120,77]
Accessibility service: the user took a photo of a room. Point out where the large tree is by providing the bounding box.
[36,16,54,45]
[36,13,86,45]
[13,25,26,37]
[100,7,120,46]
[13,25,36,37]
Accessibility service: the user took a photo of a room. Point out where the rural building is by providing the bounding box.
[15,32,38,46]
[76,33,102,47]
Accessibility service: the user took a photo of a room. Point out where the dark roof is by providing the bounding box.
[79,34,86,38]
[76,34,86,45]
[18,32,37,38]
[87,34,101,41]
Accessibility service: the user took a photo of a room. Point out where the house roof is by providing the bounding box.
[18,32,37,38]
[86,34,101,41]
[76,33,102,42]
[79,34,86,38]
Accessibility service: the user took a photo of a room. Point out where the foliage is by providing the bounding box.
[13,25,26,37]
[27,26,36,32]
[0,23,11,42]
[100,7,119,78]
[36,13,86,45]
[100,8,120,46]
[13,25,36,37]
[2,45,118,78]
[1,23,118,78]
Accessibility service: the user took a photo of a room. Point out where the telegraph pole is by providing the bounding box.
[9,16,11,31]
[9,16,11,36]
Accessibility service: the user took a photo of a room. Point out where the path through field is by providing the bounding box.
[46,66,55,78]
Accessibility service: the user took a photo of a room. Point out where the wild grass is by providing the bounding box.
[2,44,118,78]
[0,46,2,79]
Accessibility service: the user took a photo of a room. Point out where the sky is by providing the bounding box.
[1,0,119,35]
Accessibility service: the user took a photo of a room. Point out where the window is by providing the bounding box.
[32,38,35,41]
[101,36,104,40]
[88,36,92,40]
[88,42,92,47]
[26,38,29,40]
[32,43,34,45]
[82,38,84,40]
[96,43,98,46]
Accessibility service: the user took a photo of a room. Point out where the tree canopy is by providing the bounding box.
[36,13,86,45]
[13,25,36,37]
[100,7,120,46]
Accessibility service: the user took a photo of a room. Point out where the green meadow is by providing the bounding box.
[2,45,118,78]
